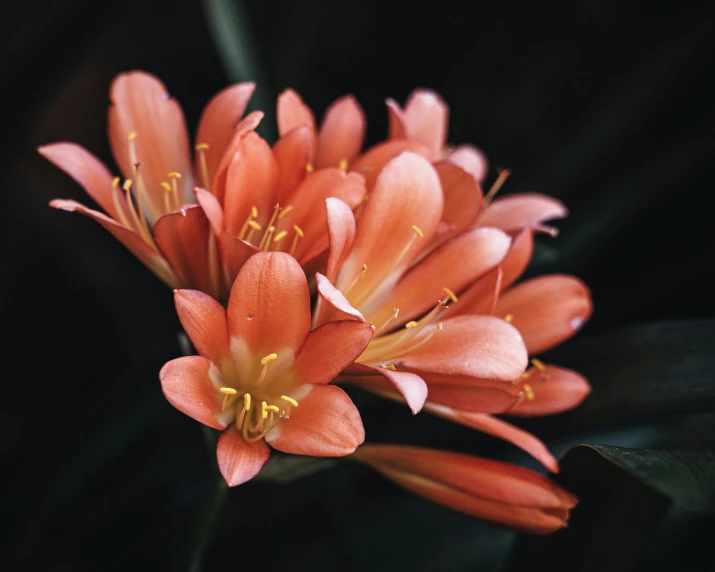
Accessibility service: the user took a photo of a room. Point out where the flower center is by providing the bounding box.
[218,352,300,442]
[237,204,305,255]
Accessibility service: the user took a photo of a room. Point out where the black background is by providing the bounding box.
[3,1,715,570]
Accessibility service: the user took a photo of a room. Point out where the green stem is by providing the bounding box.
[188,473,227,572]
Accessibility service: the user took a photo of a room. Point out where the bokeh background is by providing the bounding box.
[3,1,715,570]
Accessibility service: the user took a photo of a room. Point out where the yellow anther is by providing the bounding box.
[305,163,314,173]
[265,405,280,413]
[248,220,262,231]
[531,358,546,371]
[361,264,367,276]
[504,313,514,323]
[281,395,299,407]
[251,206,258,218]
[160,181,172,192]
[437,322,443,330]
[244,393,251,410]
[338,158,348,171]
[405,321,418,329]
[167,171,182,179]
[219,387,237,395]
[195,142,210,151]
[127,131,137,141]
[273,230,289,243]
[393,308,400,319]
[384,364,397,371]
[278,205,294,220]
[523,383,536,401]
[521,371,531,380]
[412,225,424,238]
[261,401,269,419]
[268,225,276,233]
[122,179,133,191]
[442,287,458,303]
[111,176,121,189]
[293,225,304,238]
[261,353,278,365]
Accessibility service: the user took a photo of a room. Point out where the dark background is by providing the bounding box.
[3,1,715,570]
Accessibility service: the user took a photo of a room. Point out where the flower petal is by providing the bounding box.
[194,187,225,237]
[424,403,558,472]
[227,252,310,356]
[494,275,592,354]
[174,289,229,366]
[159,356,227,430]
[385,98,406,139]
[507,365,591,417]
[313,273,365,326]
[49,199,176,286]
[293,321,374,386]
[265,384,364,456]
[216,425,271,486]
[219,232,259,293]
[195,82,255,187]
[399,315,528,381]
[276,89,317,143]
[342,363,428,414]
[337,152,444,309]
[349,140,431,189]
[416,371,523,413]
[479,193,568,235]
[450,267,503,317]
[365,228,511,328]
[273,125,313,204]
[501,228,534,289]
[223,132,279,237]
[108,71,193,219]
[447,144,488,184]
[315,95,366,168]
[402,89,449,158]
[153,205,216,296]
[324,198,356,283]
[39,143,120,219]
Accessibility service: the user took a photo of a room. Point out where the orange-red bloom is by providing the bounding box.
[41,71,367,302]
[355,445,577,534]
[159,252,373,486]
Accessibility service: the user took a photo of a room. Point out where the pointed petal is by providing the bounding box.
[293,321,374,386]
[265,384,364,456]
[314,273,365,326]
[174,289,229,365]
[227,252,310,355]
[223,132,279,236]
[424,403,558,472]
[194,187,225,237]
[284,169,366,262]
[366,228,511,328]
[450,267,503,317]
[337,152,443,308]
[349,140,431,189]
[324,198,356,283]
[399,315,528,381]
[159,356,227,430]
[273,125,313,204]
[39,143,119,219]
[315,95,366,168]
[495,275,592,354]
[501,228,534,289]
[342,363,428,414]
[195,82,255,187]
[402,89,449,158]
[508,365,591,417]
[217,425,271,486]
[108,71,193,218]
[385,98,406,139]
[153,205,216,296]
[219,232,259,291]
[49,199,176,286]
[415,370,523,412]
[276,89,317,144]
[430,161,483,250]
[479,193,568,235]
[447,144,488,184]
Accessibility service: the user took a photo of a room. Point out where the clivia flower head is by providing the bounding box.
[159,251,373,485]
[41,71,368,302]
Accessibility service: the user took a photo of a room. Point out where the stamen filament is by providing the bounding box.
[484,169,511,204]
[195,143,210,189]
[289,225,304,256]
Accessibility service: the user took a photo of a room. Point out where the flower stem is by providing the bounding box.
[188,472,227,572]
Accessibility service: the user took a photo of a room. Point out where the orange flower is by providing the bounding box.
[41,71,367,301]
[354,445,577,534]
[159,252,373,486]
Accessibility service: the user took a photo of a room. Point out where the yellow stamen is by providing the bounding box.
[261,401,270,419]
[111,177,121,189]
[219,387,237,395]
[393,308,400,319]
[531,358,546,371]
[437,322,443,330]
[244,393,251,411]
[289,225,304,256]
[523,383,535,401]
[504,313,514,323]
[442,287,458,303]
[383,364,397,371]
[265,405,280,413]
[411,225,424,238]
[248,220,262,231]
[195,143,210,151]
[273,230,288,244]
[280,395,299,407]
[405,321,418,329]
[251,206,258,218]
[195,143,210,189]
[305,163,314,173]
[167,171,182,179]
[261,353,278,365]
[278,205,294,220]
[160,181,172,192]
[122,179,133,191]
[127,131,137,141]
[293,225,304,238]
[258,205,282,249]
[338,158,348,171]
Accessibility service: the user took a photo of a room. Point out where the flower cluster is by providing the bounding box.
[43,71,592,533]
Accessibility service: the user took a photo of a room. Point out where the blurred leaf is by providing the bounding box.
[507,444,715,572]
[202,0,275,139]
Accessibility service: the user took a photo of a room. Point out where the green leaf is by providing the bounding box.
[506,445,715,572]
